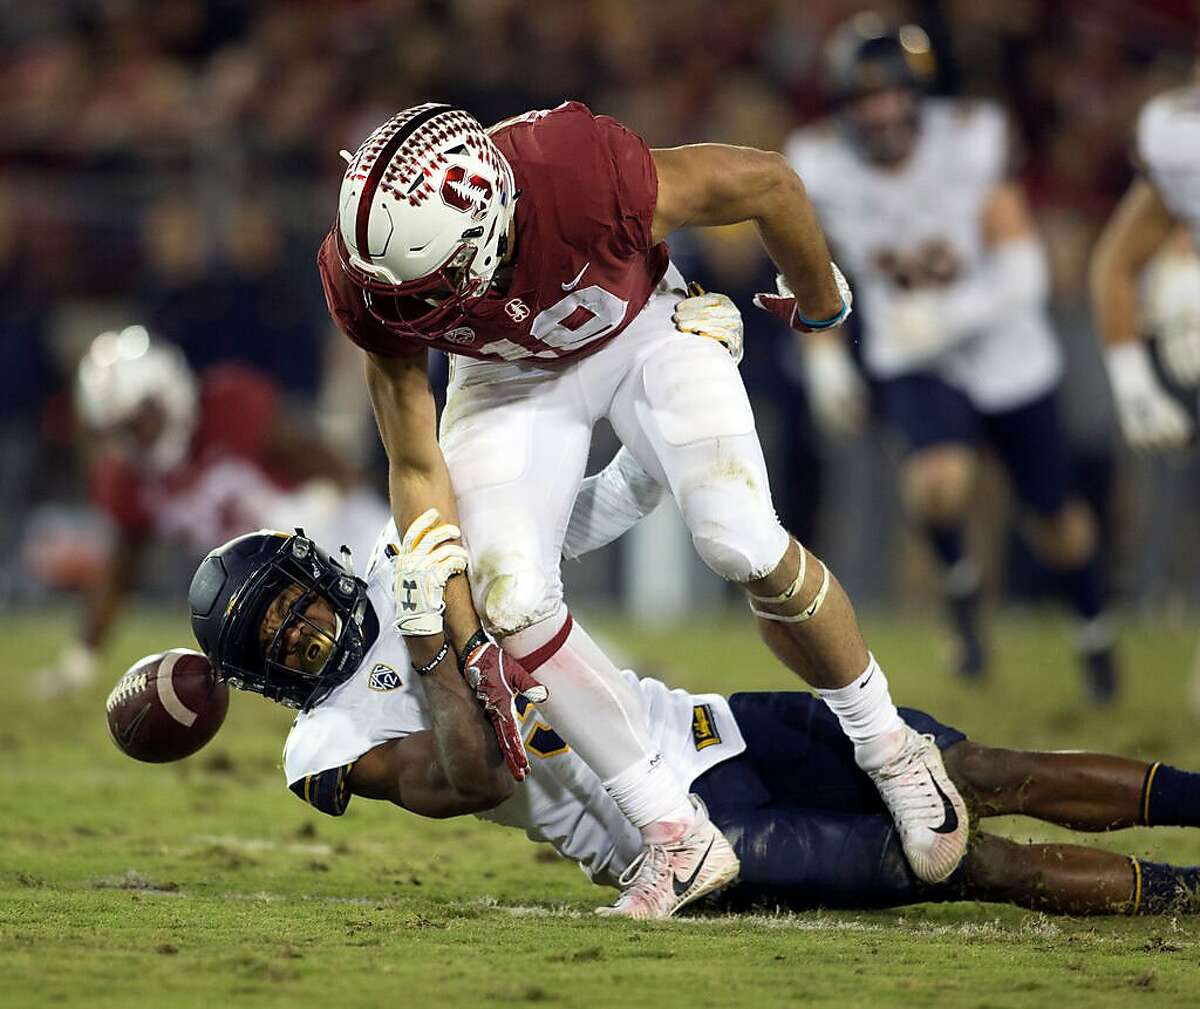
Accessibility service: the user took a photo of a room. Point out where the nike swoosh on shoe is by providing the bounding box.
[929,771,960,835]
[672,837,715,898]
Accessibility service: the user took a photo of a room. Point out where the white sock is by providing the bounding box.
[603,755,697,844]
[504,610,696,840]
[816,655,905,769]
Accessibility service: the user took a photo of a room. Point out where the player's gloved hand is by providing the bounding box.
[391,508,469,636]
[462,635,548,782]
[1105,342,1193,452]
[754,262,853,333]
[802,335,867,437]
[674,291,744,364]
[884,290,953,366]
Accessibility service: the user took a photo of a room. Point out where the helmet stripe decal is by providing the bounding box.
[355,104,452,262]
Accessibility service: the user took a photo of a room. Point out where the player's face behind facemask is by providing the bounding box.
[843,86,921,166]
[257,582,340,677]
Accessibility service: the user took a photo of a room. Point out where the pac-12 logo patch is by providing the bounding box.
[691,704,721,750]
[368,664,402,692]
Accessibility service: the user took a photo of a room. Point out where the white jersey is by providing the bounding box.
[282,532,746,886]
[1138,85,1200,247]
[785,98,1062,411]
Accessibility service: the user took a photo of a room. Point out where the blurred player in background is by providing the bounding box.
[37,325,386,697]
[785,14,1119,700]
[1092,74,1200,449]
[1091,71,1200,703]
[192,516,1200,919]
[320,100,972,913]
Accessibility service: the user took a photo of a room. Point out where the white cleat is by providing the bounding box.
[858,726,969,884]
[595,798,739,920]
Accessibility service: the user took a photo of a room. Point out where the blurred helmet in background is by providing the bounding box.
[335,102,518,339]
[824,13,936,166]
[75,326,198,474]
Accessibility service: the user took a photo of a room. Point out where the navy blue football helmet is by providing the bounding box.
[189,529,376,710]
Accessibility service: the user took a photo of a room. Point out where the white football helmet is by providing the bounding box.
[76,326,198,473]
[335,103,518,338]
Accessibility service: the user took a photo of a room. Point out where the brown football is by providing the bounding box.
[106,649,229,763]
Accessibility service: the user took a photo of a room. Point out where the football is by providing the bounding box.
[105,649,230,763]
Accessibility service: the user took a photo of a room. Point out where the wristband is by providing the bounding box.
[795,297,850,331]
[411,640,451,676]
[458,627,490,672]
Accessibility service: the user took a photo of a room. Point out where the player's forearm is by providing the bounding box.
[1090,180,1176,347]
[414,635,512,808]
[939,237,1049,340]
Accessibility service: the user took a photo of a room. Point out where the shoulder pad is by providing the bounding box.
[289,763,355,817]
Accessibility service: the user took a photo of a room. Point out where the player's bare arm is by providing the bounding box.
[1090,178,1176,348]
[364,349,480,654]
[348,644,513,818]
[650,145,843,321]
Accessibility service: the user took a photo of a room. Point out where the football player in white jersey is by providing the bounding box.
[188,511,1200,918]
[782,14,1119,700]
[1092,76,1200,449]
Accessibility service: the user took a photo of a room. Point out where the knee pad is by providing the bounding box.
[470,554,556,637]
[682,481,789,583]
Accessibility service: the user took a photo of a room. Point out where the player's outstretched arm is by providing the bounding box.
[650,144,844,325]
[365,349,483,654]
[1091,178,1176,350]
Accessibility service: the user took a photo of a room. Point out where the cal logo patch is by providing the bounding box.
[368,663,402,692]
[691,703,721,750]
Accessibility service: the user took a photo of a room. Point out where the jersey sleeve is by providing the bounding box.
[89,454,152,535]
[593,110,658,256]
[289,763,355,817]
[194,365,280,461]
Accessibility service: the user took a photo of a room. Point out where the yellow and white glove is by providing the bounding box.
[391,508,470,636]
[802,335,867,437]
[1105,342,1192,452]
[674,291,744,364]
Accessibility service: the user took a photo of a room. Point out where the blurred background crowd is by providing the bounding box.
[3,0,1199,638]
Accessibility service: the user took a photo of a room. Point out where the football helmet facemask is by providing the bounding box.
[189,529,376,710]
[335,103,518,339]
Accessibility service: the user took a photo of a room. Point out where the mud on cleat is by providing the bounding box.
[858,725,969,884]
[595,796,740,920]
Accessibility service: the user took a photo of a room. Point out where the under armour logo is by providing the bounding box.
[505,298,530,323]
[401,579,418,611]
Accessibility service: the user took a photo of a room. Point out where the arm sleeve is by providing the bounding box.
[936,234,1050,341]
[288,763,355,817]
[562,447,666,560]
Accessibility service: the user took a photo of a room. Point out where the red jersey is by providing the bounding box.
[90,365,283,551]
[318,102,670,362]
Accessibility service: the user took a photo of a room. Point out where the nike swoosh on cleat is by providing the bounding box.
[561,262,590,291]
[929,771,959,835]
[672,837,715,898]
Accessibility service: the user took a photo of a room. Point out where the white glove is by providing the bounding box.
[754,262,854,333]
[391,508,470,636]
[802,335,867,437]
[1105,342,1193,452]
[32,642,99,699]
[673,292,744,364]
[1159,314,1200,388]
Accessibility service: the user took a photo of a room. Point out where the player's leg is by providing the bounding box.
[945,742,1200,832]
[881,374,988,679]
[441,358,695,839]
[441,355,737,918]
[964,833,1200,915]
[983,391,1118,702]
[608,309,967,883]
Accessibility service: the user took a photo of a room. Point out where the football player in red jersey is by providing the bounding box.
[38,325,383,697]
[319,102,966,915]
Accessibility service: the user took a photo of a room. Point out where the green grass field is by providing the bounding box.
[4,607,1200,1008]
